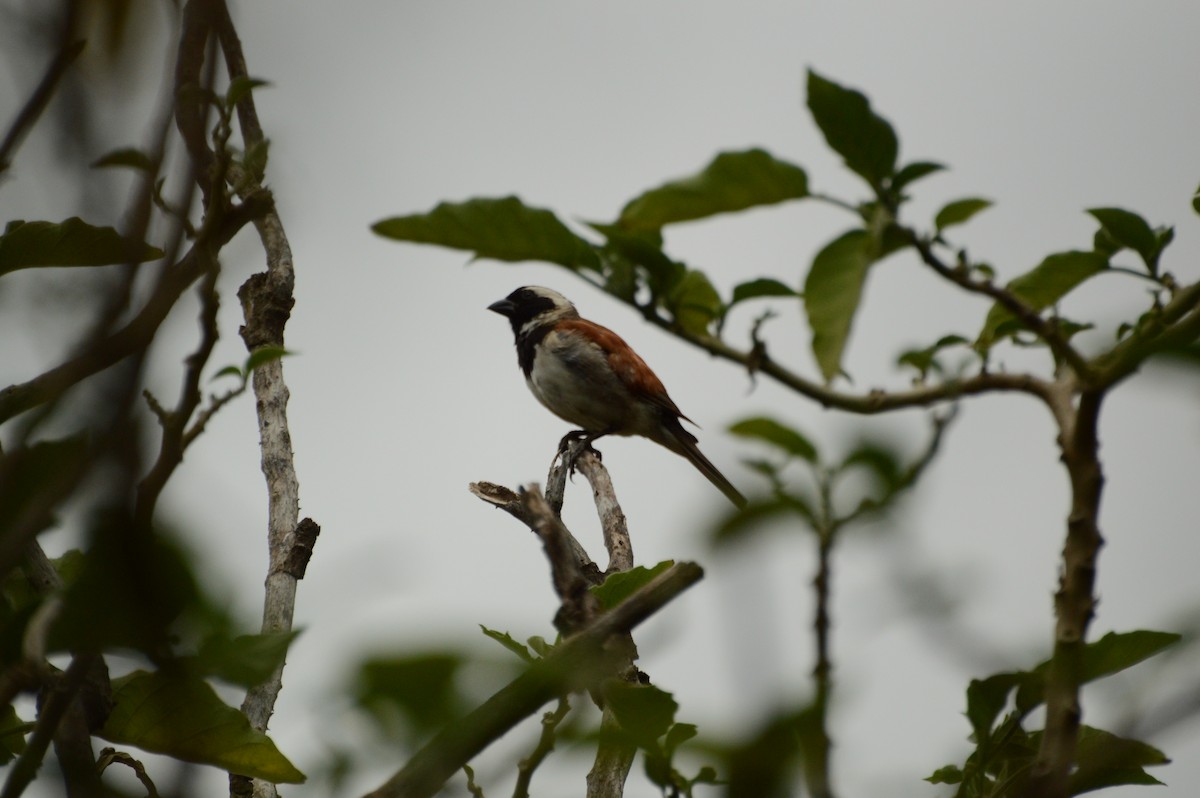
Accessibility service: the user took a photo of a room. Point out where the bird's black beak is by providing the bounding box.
[487,299,516,317]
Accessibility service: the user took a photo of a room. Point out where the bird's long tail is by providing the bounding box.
[659,419,747,508]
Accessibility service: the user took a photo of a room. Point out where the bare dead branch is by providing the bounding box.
[97,748,162,798]
[469,482,597,584]
[210,11,309,797]
[524,487,604,635]
[573,451,633,574]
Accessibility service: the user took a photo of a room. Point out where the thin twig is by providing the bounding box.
[807,471,836,798]
[135,266,222,529]
[462,764,485,798]
[469,482,597,577]
[1090,278,1200,385]
[571,275,1057,414]
[905,231,1093,380]
[512,697,571,798]
[98,748,161,798]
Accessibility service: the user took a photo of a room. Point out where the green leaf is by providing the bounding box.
[1192,181,1200,216]
[226,77,270,108]
[728,417,817,462]
[643,749,673,788]
[479,625,535,663]
[0,437,88,578]
[841,440,903,493]
[1070,725,1168,793]
[99,670,304,783]
[666,269,722,336]
[526,636,554,658]
[935,198,992,232]
[211,365,245,382]
[0,218,163,275]
[804,229,876,381]
[591,561,674,611]
[617,148,808,231]
[925,764,965,785]
[1079,630,1181,684]
[604,683,678,748]
[91,148,154,171]
[725,707,818,797]
[664,722,698,754]
[1009,630,1181,715]
[193,631,300,688]
[713,496,814,546]
[1147,341,1200,368]
[729,278,799,309]
[244,345,292,373]
[1086,207,1164,276]
[897,334,969,378]
[977,250,1109,346]
[241,139,271,183]
[588,222,684,299]
[56,511,201,657]
[965,672,1028,740]
[372,196,600,271]
[890,160,945,194]
[806,70,898,187]
[356,654,464,736]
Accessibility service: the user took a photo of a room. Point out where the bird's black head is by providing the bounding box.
[487,286,578,337]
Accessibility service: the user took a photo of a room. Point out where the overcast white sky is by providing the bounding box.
[4,1,1200,796]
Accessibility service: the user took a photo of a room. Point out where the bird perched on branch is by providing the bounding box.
[488,286,746,508]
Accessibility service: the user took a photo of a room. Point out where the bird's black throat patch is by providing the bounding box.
[516,323,553,377]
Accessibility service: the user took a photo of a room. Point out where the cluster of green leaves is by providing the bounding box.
[350,563,721,795]
[602,682,718,798]
[375,70,1183,390]
[718,413,943,544]
[591,563,719,794]
[929,631,1178,796]
[0,502,303,782]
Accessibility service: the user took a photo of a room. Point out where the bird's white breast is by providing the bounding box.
[527,329,632,433]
